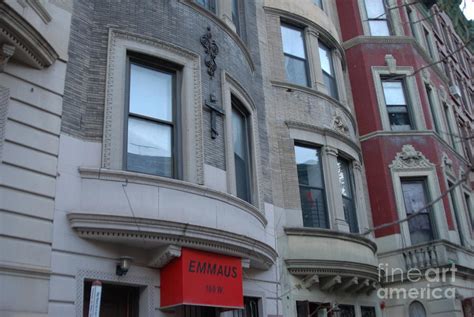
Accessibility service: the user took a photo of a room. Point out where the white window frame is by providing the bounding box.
[222,72,262,209]
[390,145,449,247]
[372,66,426,131]
[102,29,204,184]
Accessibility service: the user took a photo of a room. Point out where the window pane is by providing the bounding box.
[318,43,333,75]
[339,305,356,317]
[361,306,376,317]
[285,55,308,86]
[129,63,172,121]
[295,146,324,188]
[369,20,390,36]
[281,25,306,58]
[383,81,406,105]
[338,159,358,233]
[232,107,251,203]
[232,0,240,36]
[402,180,434,245]
[300,187,328,228]
[127,117,172,177]
[365,0,386,18]
[313,0,323,9]
[323,72,338,100]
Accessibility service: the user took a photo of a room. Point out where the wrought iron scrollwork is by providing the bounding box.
[200,26,219,79]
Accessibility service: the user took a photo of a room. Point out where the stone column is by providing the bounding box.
[305,28,324,90]
[353,161,370,234]
[323,145,350,232]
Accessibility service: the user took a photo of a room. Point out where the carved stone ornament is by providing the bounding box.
[0,44,15,72]
[200,26,219,79]
[442,152,454,175]
[385,54,397,74]
[332,112,349,136]
[390,144,434,170]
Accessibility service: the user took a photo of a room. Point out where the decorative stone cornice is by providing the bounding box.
[342,36,449,83]
[284,227,377,253]
[285,121,361,160]
[0,44,15,71]
[79,167,267,226]
[0,2,58,69]
[324,145,338,157]
[389,145,434,171]
[285,259,379,281]
[148,245,182,268]
[68,213,277,269]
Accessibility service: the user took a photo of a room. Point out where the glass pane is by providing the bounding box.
[339,305,356,317]
[232,0,240,36]
[127,117,172,177]
[343,196,359,233]
[365,0,386,18]
[285,56,308,86]
[313,0,323,8]
[361,306,376,317]
[300,187,329,228]
[129,63,173,121]
[337,159,352,198]
[369,20,390,36]
[323,72,338,100]
[382,81,406,105]
[318,43,333,75]
[295,146,324,188]
[232,108,251,203]
[388,111,411,130]
[402,180,434,245]
[281,25,306,58]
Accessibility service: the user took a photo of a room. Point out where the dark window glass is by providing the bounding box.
[232,0,241,36]
[231,297,260,317]
[319,42,339,100]
[448,181,465,246]
[195,0,216,13]
[425,85,440,134]
[365,0,390,36]
[296,301,331,317]
[409,301,427,317]
[295,145,329,228]
[382,80,413,131]
[361,306,376,317]
[281,24,309,86]
[464,193,474,231]
[339,305,356,317]
[401,179,435,245]
[232,100,251,203]
[407,7,415,37]
[338,158,358,233]
[126,62,175,178]
[443,104,456,147]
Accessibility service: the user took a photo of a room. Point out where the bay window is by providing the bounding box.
[281,23,309,87]
[382,80,413,131]
[401,179,435,245]
[232,98,252,203]
[338,158,358,233]
[126,58,177,178]
[364,0,391,36]
[319,42,338,100]
[295,145,329,228]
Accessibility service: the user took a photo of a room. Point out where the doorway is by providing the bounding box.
[83,281,139,317]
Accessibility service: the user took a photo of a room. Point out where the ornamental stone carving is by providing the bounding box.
[442,152,454,175]
[385,54,397,74]
[332,112,349,136]
[200,26,219,79]
[389,145,434,170]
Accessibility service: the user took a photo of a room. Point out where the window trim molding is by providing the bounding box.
[358,0,403,36]
[222,71,262,209]
[103,29,204,184]
[372,65,426,131]
[389,144,448,247]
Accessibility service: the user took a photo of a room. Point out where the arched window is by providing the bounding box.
[409,301,427,317]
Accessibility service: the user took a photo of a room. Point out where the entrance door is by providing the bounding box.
[83,281,139,317]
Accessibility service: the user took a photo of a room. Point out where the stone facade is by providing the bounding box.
[0,0,472,316]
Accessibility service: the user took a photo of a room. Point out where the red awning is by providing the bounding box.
[160,248,244,309]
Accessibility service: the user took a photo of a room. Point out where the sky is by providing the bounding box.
[460,0,474,20]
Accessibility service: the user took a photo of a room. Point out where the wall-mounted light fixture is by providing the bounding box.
[116,256,133,276]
